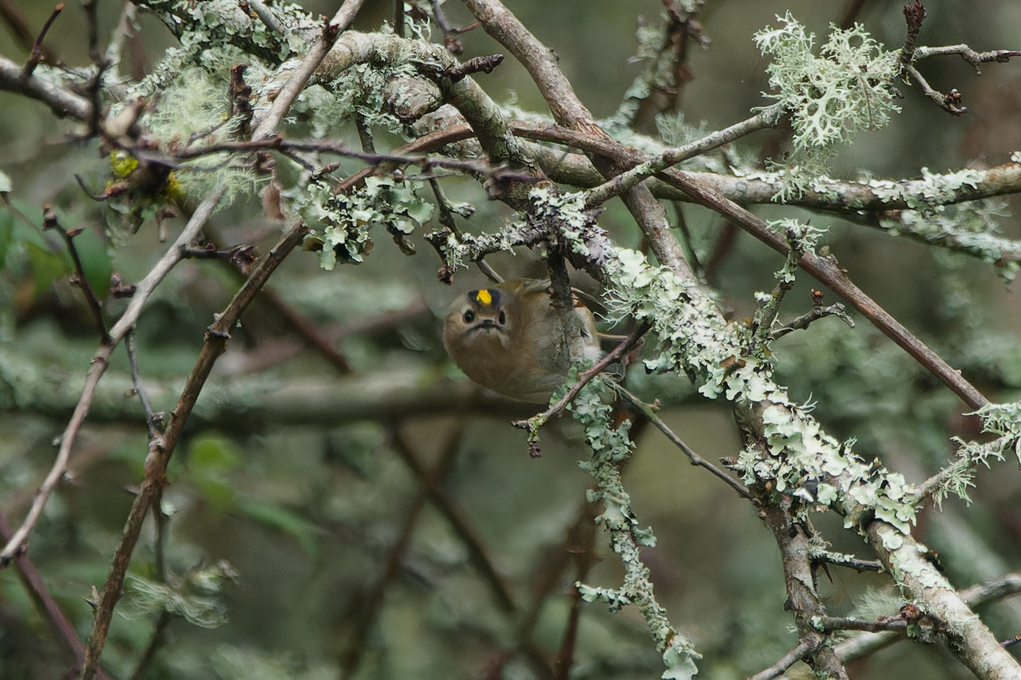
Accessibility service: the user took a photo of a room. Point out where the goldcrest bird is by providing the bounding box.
[443,279,603,403]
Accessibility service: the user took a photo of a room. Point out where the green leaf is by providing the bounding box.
[189,432,245,472]
[25,241,68,297]
[234,497,320,558]
[70,226,113,299]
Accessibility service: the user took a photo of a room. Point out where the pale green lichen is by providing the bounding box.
[571,379,701,680]
[926,402,1021,507]
[868,167,983,212]
[299,175,433,270]
[141,63,266,204]
[526,189,922,546]
[316,58,423,139]
[754,13,901,199]
[748,220,828,349]
[139,0,315,64]
[878,198,1019,282]
[426,184,956,669]
[124,561,238,629]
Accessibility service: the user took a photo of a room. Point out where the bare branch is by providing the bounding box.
[252,0,369,139]
[748,639,819,680]
[42,206,109,343]
[582,104,783,206]
[21,2,62,78]
[617,387,753,501]
[915,44,1021,75]
[904,63,967,115]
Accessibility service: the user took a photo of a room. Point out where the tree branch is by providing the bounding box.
[78,220,309,680]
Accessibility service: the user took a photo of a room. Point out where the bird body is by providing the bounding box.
[443,279,602,403]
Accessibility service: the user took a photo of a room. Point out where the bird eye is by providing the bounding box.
[498,310,507,325]
[463,310,475,323]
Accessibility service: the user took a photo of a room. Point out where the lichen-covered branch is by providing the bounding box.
[867,522,1021,680]
[571,379,700,680]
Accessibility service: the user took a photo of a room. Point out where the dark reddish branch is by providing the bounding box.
[0,513,114,680]
[21,2,62,78]
[42,206,109,344]
[900,1,927,67]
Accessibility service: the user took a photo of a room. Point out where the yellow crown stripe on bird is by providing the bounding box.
[474,289,495,306]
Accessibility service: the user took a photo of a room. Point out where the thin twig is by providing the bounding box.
[615,387,753,501]
[807,548,882,572]
[430,0,478,55]
[103,1,138,79]
[251,0,368,140]
[512,320,651,438]
[425,176,502,283]
[247,0,285,34]
[125,330,159,438]
[0,0,58,61]
[747,640,819,680]
[903,63,966,115]
[771,289,855,340]
[550,504,599,680]
[22,2,62,78]
[81,0,108,136]
[583,104,783,206]
[814,616,911,633]
[42,206,109,343]
[914,44,1021,74]
[168,136,527,183]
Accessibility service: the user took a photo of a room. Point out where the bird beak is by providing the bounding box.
[467,318,500,333]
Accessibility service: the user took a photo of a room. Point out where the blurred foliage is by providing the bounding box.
[1,0,1021,679]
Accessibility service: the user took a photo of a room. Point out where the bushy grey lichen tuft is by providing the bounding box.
[754,13,901,199]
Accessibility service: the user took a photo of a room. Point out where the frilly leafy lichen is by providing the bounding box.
[300,176,433,270]
[138,0,315,64]
[571,379,701,680]
[929,402,1021,508]
[522,188,921,548]
[754,12,901,199]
